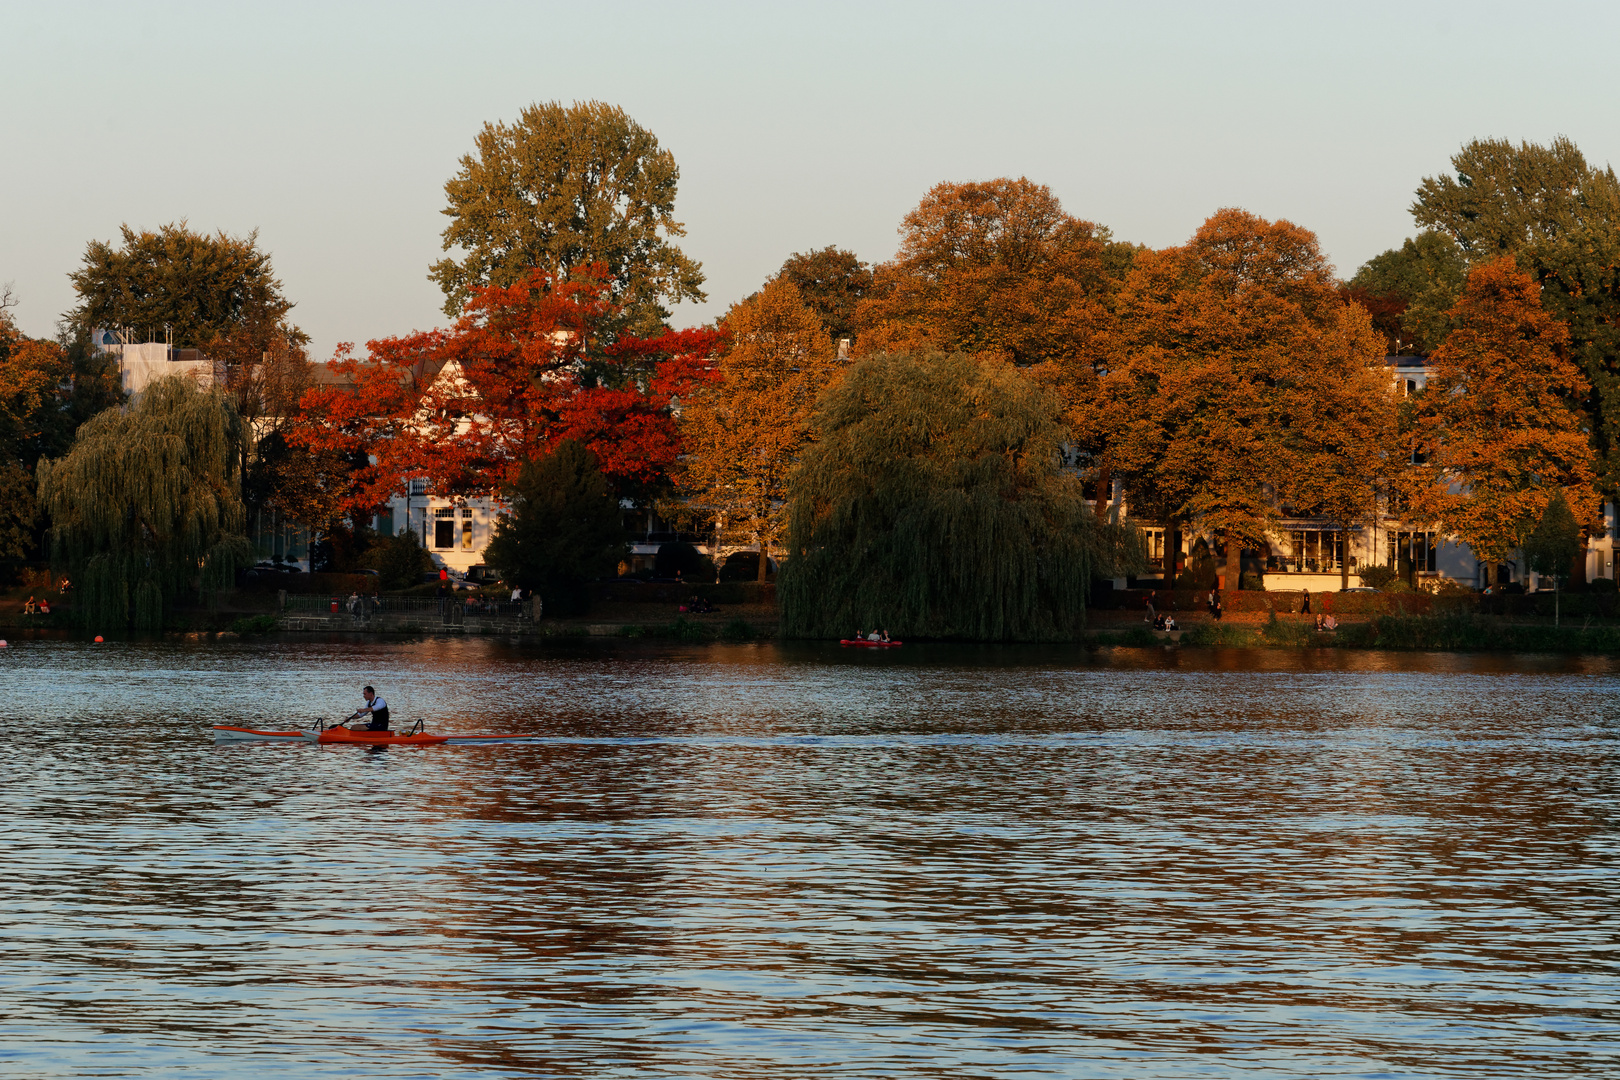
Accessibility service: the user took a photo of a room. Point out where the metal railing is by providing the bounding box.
[283,595,529,619]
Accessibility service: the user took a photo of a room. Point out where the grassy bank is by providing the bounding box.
[1089,613,1620,652]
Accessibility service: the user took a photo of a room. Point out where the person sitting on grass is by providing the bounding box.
[22,596,35,616]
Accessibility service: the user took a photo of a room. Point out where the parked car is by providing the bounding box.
[465,565,504,587]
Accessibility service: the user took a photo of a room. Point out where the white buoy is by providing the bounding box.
[0,640,8,648]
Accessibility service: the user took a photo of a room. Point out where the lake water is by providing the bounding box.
[1,637,1616,1078]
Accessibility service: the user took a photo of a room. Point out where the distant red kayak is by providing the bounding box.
[212,725,540,746]
[839,639,902,648]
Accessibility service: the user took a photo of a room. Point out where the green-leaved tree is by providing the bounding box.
[781,352,1141,641]
[36,376,253,631]
[483,440,628,616]
[1525,490,1582,625]
[430,100,706,334]
[69,222,296,349]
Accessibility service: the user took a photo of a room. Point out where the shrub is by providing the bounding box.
[1591,577,1618,594]
[1088,627,1160,647]
[1181,622,1259,646]
[365,531,435,591]
[227,614,278,634]
[1357,564,1401,590]
[718,617,757,642]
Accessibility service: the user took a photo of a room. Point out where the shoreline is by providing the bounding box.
[6,613,1620,654]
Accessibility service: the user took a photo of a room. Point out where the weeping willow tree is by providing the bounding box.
[780,352,1143,641]
[36,375,254,631]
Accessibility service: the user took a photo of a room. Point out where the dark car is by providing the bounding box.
[465,565,504,587]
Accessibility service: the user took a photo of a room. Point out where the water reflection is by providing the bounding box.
[1,638,1616,1077]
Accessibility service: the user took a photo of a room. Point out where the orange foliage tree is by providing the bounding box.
[854,178,1129,368]
[1405,255,1598,569]
[1094,209,1392,589]
[296,266,724,521]
[677,281,843,579]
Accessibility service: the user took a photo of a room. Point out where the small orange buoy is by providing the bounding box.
[94,635,104,643]
[0,640,8,647]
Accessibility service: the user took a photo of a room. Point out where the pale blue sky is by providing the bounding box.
[3,1,1617,360]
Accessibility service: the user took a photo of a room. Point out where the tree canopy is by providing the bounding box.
[1362,137,1620,493]
[296,266,725,517]
[1,293,123,563]
[36,375,252,630]
[780,352,1140,641]
[854,178,1130,368]
[1404,255,1598,567]
[68,222,296,349]
[1345,231,1466,355]
[482,440,627,615]
[772,246,872,343]
[678,280,843,578]
[430,100,706,335]
[1095,209,1391,587]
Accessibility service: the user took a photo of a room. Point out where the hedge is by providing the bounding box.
[239,571,383,595]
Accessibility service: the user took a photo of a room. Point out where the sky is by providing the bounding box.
[3,0,1619,361]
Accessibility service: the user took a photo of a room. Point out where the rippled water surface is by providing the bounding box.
[1,637,1617,1078]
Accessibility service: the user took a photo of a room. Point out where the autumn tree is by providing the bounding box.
[1,290,112,563]
[36,376,253,630]
[678,281,841,580]
[1409,137,1620,493]
[854,178,1129,369]
[781,352,1141,641]
[430,101,706,335]
[1405,255,1597,571]
[297,267,723,522]
[772,246,873,343]
[1096,209,1393,590]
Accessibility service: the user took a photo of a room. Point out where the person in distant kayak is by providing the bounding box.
[344,686,390,730]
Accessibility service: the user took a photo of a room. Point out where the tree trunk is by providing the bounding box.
[1223,530,1240,592]
[1572,535,1589,588]
[1166,519,1182,588]
[757,540,768,582]
[1094,466,1112,519]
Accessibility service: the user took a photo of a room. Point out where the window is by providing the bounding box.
[434,507,455,549]
[1143,528,1166,570]
[375,509,393,538]
[461,518,473,549]
[1267,530,1345,574]
[1388,531,1437,573]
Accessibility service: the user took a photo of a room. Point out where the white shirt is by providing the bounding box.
[361,696,387,713]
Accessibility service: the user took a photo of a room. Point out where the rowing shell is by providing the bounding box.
[838,639,903,648]
[213,725,541,746]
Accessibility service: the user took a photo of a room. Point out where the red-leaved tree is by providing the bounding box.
[295,266,724,519]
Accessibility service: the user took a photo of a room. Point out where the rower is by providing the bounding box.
[343,685,390,731]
